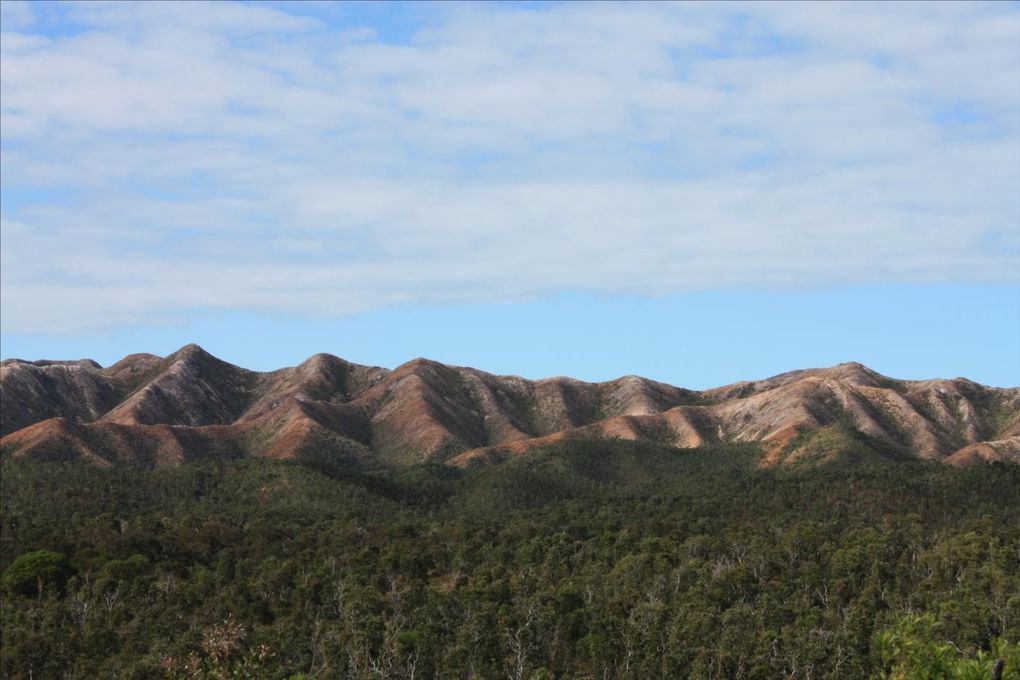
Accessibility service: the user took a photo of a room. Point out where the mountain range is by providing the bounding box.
[2,344,1018,468]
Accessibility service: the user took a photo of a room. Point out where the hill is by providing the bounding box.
[2,344,1018,467]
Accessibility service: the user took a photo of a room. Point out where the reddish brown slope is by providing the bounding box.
[352,360,702,463]
[1,347,1017,468]
[449,364,1020,467]
[1,345,386,465]
[1,359,119,436]
[101,344,259,427]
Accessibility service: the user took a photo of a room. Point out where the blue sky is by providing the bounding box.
[1,1,1018,388]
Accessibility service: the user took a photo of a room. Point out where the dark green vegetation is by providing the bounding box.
[2,441,1019,679]
[876,614,1018,679]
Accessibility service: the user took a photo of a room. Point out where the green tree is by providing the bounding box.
[2,550,75,597]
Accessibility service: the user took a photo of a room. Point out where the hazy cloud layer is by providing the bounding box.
[2,1,1018,333]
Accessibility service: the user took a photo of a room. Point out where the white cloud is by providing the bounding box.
[1,1,1018,334]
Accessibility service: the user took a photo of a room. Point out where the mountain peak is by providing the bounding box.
[399,357,442,370]
[296,353,347,374]
[168,343,214,361]
[815,362,884,386]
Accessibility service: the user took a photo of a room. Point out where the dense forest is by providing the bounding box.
[2,438,1019,679]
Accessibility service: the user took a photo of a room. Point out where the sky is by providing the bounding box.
[1,1,1018,388]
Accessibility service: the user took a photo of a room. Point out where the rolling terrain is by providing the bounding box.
[2,344,1018,467]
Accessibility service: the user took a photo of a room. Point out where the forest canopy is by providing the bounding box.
[2,440,1018,679]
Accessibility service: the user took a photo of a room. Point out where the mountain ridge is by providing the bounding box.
[2,345,1018,468]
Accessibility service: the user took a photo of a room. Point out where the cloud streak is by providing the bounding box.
[1,1,1018,334]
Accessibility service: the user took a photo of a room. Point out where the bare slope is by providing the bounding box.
[2,346,1017,467]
